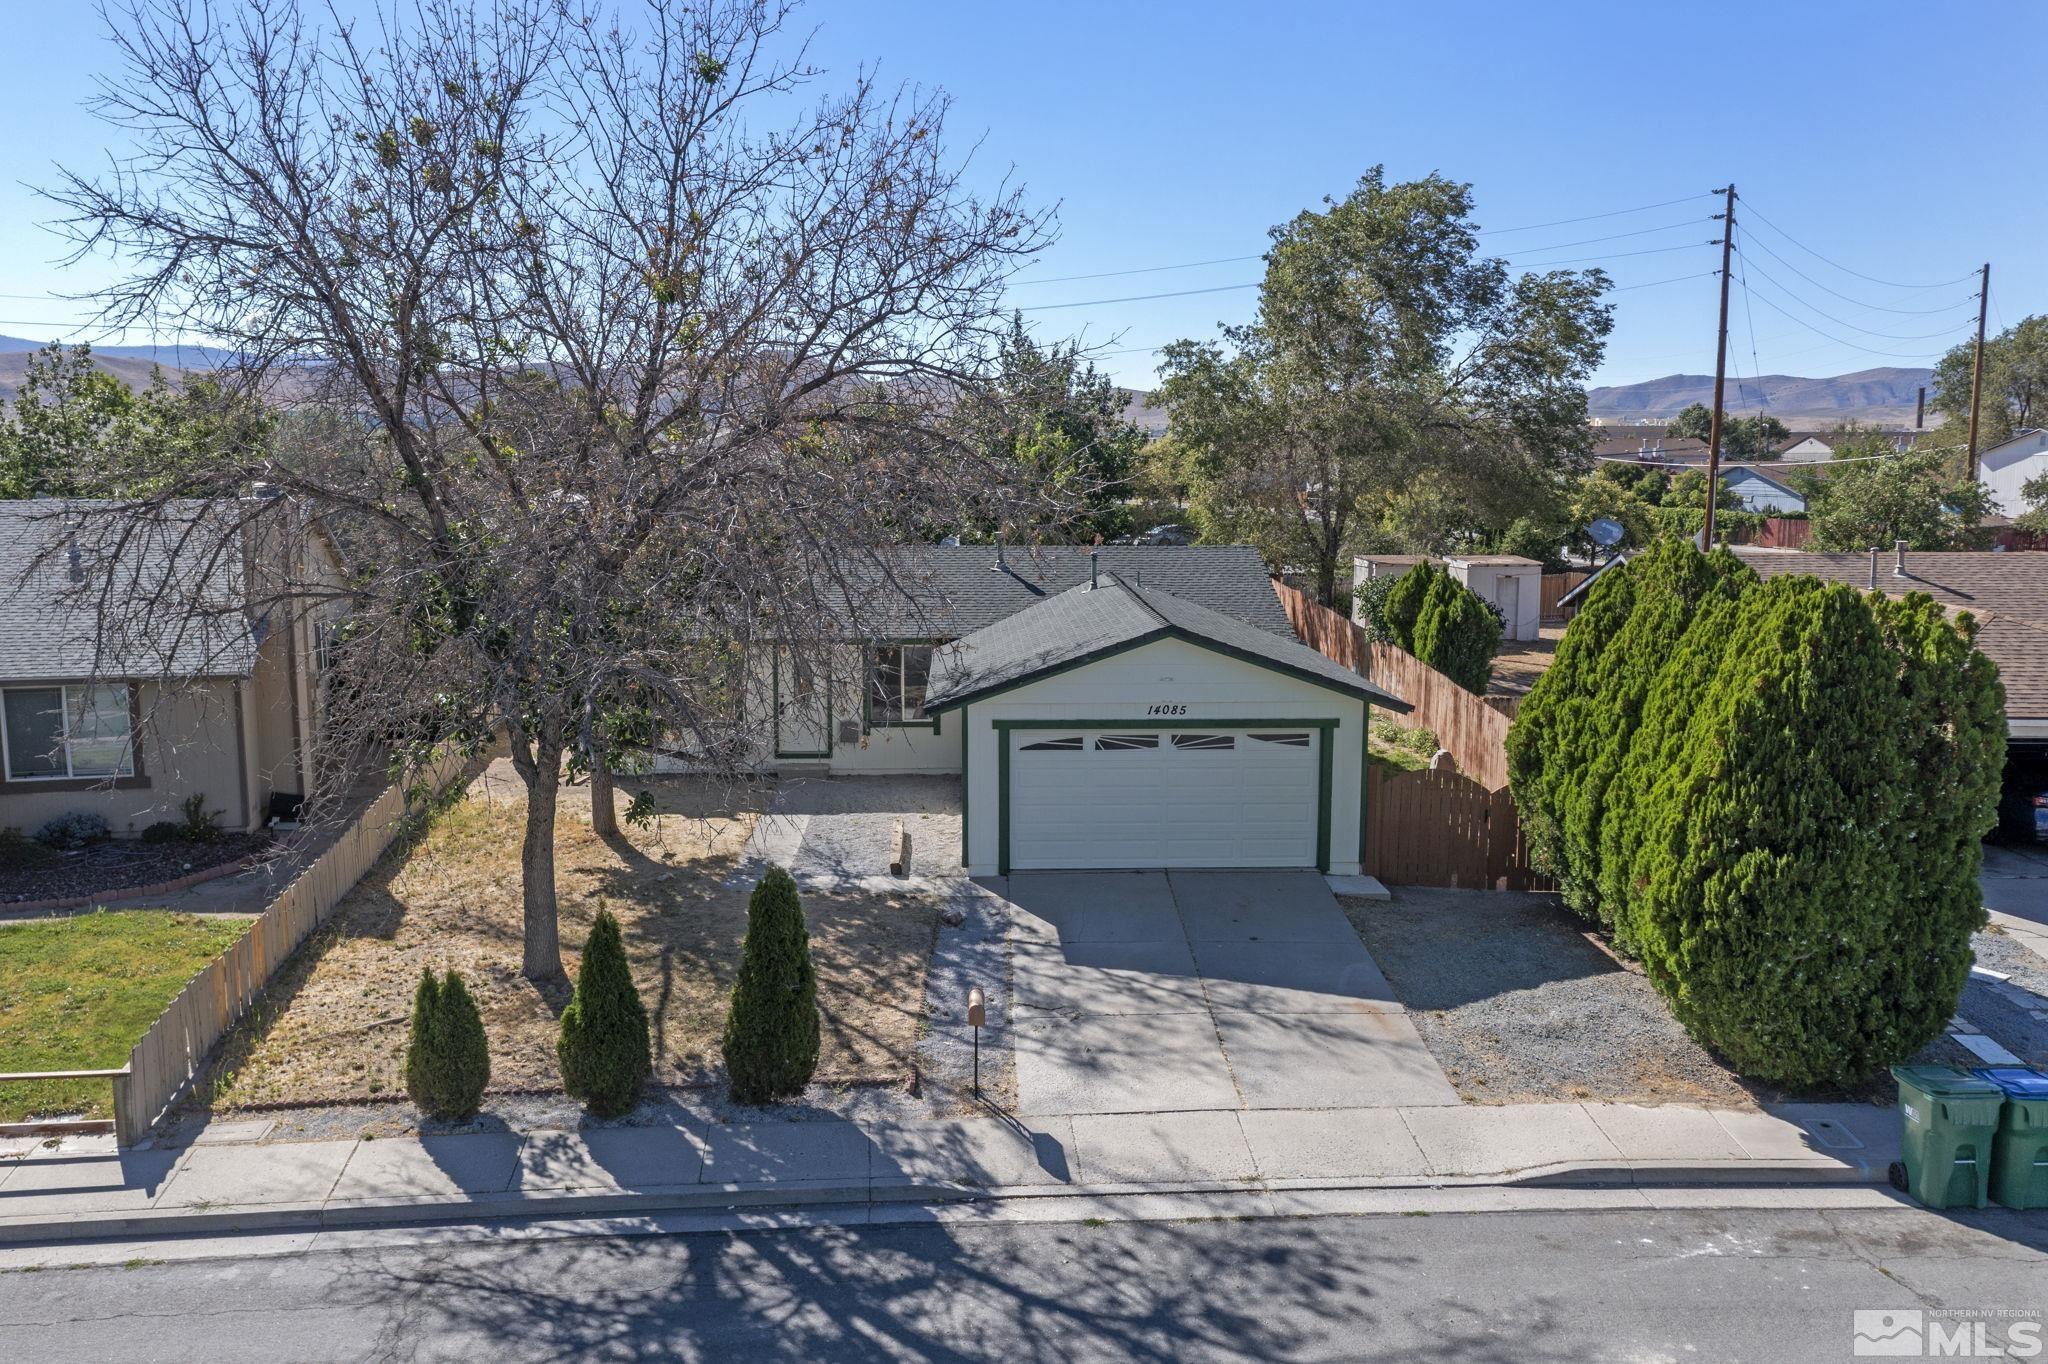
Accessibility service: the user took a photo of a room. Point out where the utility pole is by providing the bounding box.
[1703,184,1736,548]
[1966,262,1991,480]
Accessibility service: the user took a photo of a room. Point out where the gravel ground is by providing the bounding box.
[1341,888,1755,1107]
[1959,926,2048,1068]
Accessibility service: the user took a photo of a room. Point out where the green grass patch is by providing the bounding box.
[1370,718,1438,773]
[0,911,245,1122]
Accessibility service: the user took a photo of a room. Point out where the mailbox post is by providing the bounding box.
[967,986,986,1098]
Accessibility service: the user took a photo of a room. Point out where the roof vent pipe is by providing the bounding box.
[1894,539,1909,577]
[993,538,1006,572]
[1089,547,1099,590]
[1868,546,1879,591]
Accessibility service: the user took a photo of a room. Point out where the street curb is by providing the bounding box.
[0,1157,1889,1249]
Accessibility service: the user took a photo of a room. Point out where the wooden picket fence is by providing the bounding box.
[1362,764,1549,891]
[109,748,470,1144]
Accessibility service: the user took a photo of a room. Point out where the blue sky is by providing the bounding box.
[2,1,2041,392]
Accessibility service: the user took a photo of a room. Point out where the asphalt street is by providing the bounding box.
[1,1203,2042,1362]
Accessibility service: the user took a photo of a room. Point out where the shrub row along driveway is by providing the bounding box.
[1003,870,1459,1116]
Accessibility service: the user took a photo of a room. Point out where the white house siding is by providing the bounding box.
[957,636,1369,877]
[0,678,250,837]
[1979,431,2048,520]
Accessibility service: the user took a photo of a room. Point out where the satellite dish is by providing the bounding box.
[1587,517,1626,548]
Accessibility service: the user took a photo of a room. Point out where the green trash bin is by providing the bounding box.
[1974,1068,2048,1211]
[1890,1066,2003,1210]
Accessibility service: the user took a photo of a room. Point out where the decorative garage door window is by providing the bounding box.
[1170,733,1234,751]
[1250,732,1312,747]
[1093,734,1160,751]
[1019,735,1084,751]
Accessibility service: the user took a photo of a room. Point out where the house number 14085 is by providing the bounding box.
[1146,703,1187,716]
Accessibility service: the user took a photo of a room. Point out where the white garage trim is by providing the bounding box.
[994,718,1336,874]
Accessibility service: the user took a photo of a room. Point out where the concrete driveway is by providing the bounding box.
[1003,870,1459,1116]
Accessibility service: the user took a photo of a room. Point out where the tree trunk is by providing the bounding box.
[588,759,618,837]
[521,743,566,984]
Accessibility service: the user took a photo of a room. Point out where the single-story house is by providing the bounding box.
[0,498,342,837]
[1977,428,2048,520]
[1719,463,1806,515]
[1731,545,2048,741]
[1350,553,1543,641]
[651,544,1410,876]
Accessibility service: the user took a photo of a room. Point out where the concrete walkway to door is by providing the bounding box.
[1005,870,1461,1117]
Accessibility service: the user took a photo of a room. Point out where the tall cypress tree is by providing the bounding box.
[557,910,652,1117]
[722,866,821,1105]
[1507,558,1639,903]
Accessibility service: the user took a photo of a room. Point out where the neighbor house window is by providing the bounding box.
[2,684,135,781]
[867,644,933,725]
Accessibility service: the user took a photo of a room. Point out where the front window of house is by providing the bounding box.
[2,683,135,780]
[867,644,933,725]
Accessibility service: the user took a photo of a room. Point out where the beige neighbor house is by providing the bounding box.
[0,498,344,838]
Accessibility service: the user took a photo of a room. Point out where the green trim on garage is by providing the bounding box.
[989,717,1342,876]
[1358,703,1372,870]
[958,702,970,869]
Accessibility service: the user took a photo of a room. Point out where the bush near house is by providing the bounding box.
[1509,545,2004,1089]
[404,967,491,1120]
[1382,563,1502,694]
[722,866,821,1105]
[557,909,651,1117]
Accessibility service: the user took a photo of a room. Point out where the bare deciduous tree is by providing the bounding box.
[45,0,1057,983]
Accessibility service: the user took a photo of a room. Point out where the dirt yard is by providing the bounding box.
[201,764,940,1111]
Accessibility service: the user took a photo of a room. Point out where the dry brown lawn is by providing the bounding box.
[204,769,938,1109]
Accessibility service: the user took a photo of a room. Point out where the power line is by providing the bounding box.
[1738,285,1970,361]
[1737,197,1979,291]
[1473,191,1717,236]
[1507,241,1712,268]
[1014,282,1257,312]
[1611,269,1718,292]
[1495,217,1714,257]
[1733,249,1977,341]
[1006,254,1264,287]
[1733,231,1980,315]
[997,193,1717,291]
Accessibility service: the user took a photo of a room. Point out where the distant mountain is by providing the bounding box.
[1587,367,1935,426]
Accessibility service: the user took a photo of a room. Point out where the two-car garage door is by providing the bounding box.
[1007,729,1321,870]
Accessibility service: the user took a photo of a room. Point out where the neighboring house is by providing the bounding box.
[1349,554,1543,640]
[1977,429,2048,520]
[1730,546,2048,742]
[1777,434,1834,460]
[1719,464,1806,515]
[0,498,343,837]
[652,544,1410,877]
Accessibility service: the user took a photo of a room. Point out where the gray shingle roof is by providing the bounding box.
[1731,547,2048,721]
[836,544,1292,638]
[0,500,257,683]
[923,574,1410,713]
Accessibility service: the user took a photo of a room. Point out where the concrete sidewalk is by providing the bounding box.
[0,1099,1902,1247]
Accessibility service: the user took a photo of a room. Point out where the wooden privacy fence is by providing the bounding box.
[1273,577,1515,791]
[109,748,469,1144]
[1363,764,1548,890]
[1539,571,1589,621]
